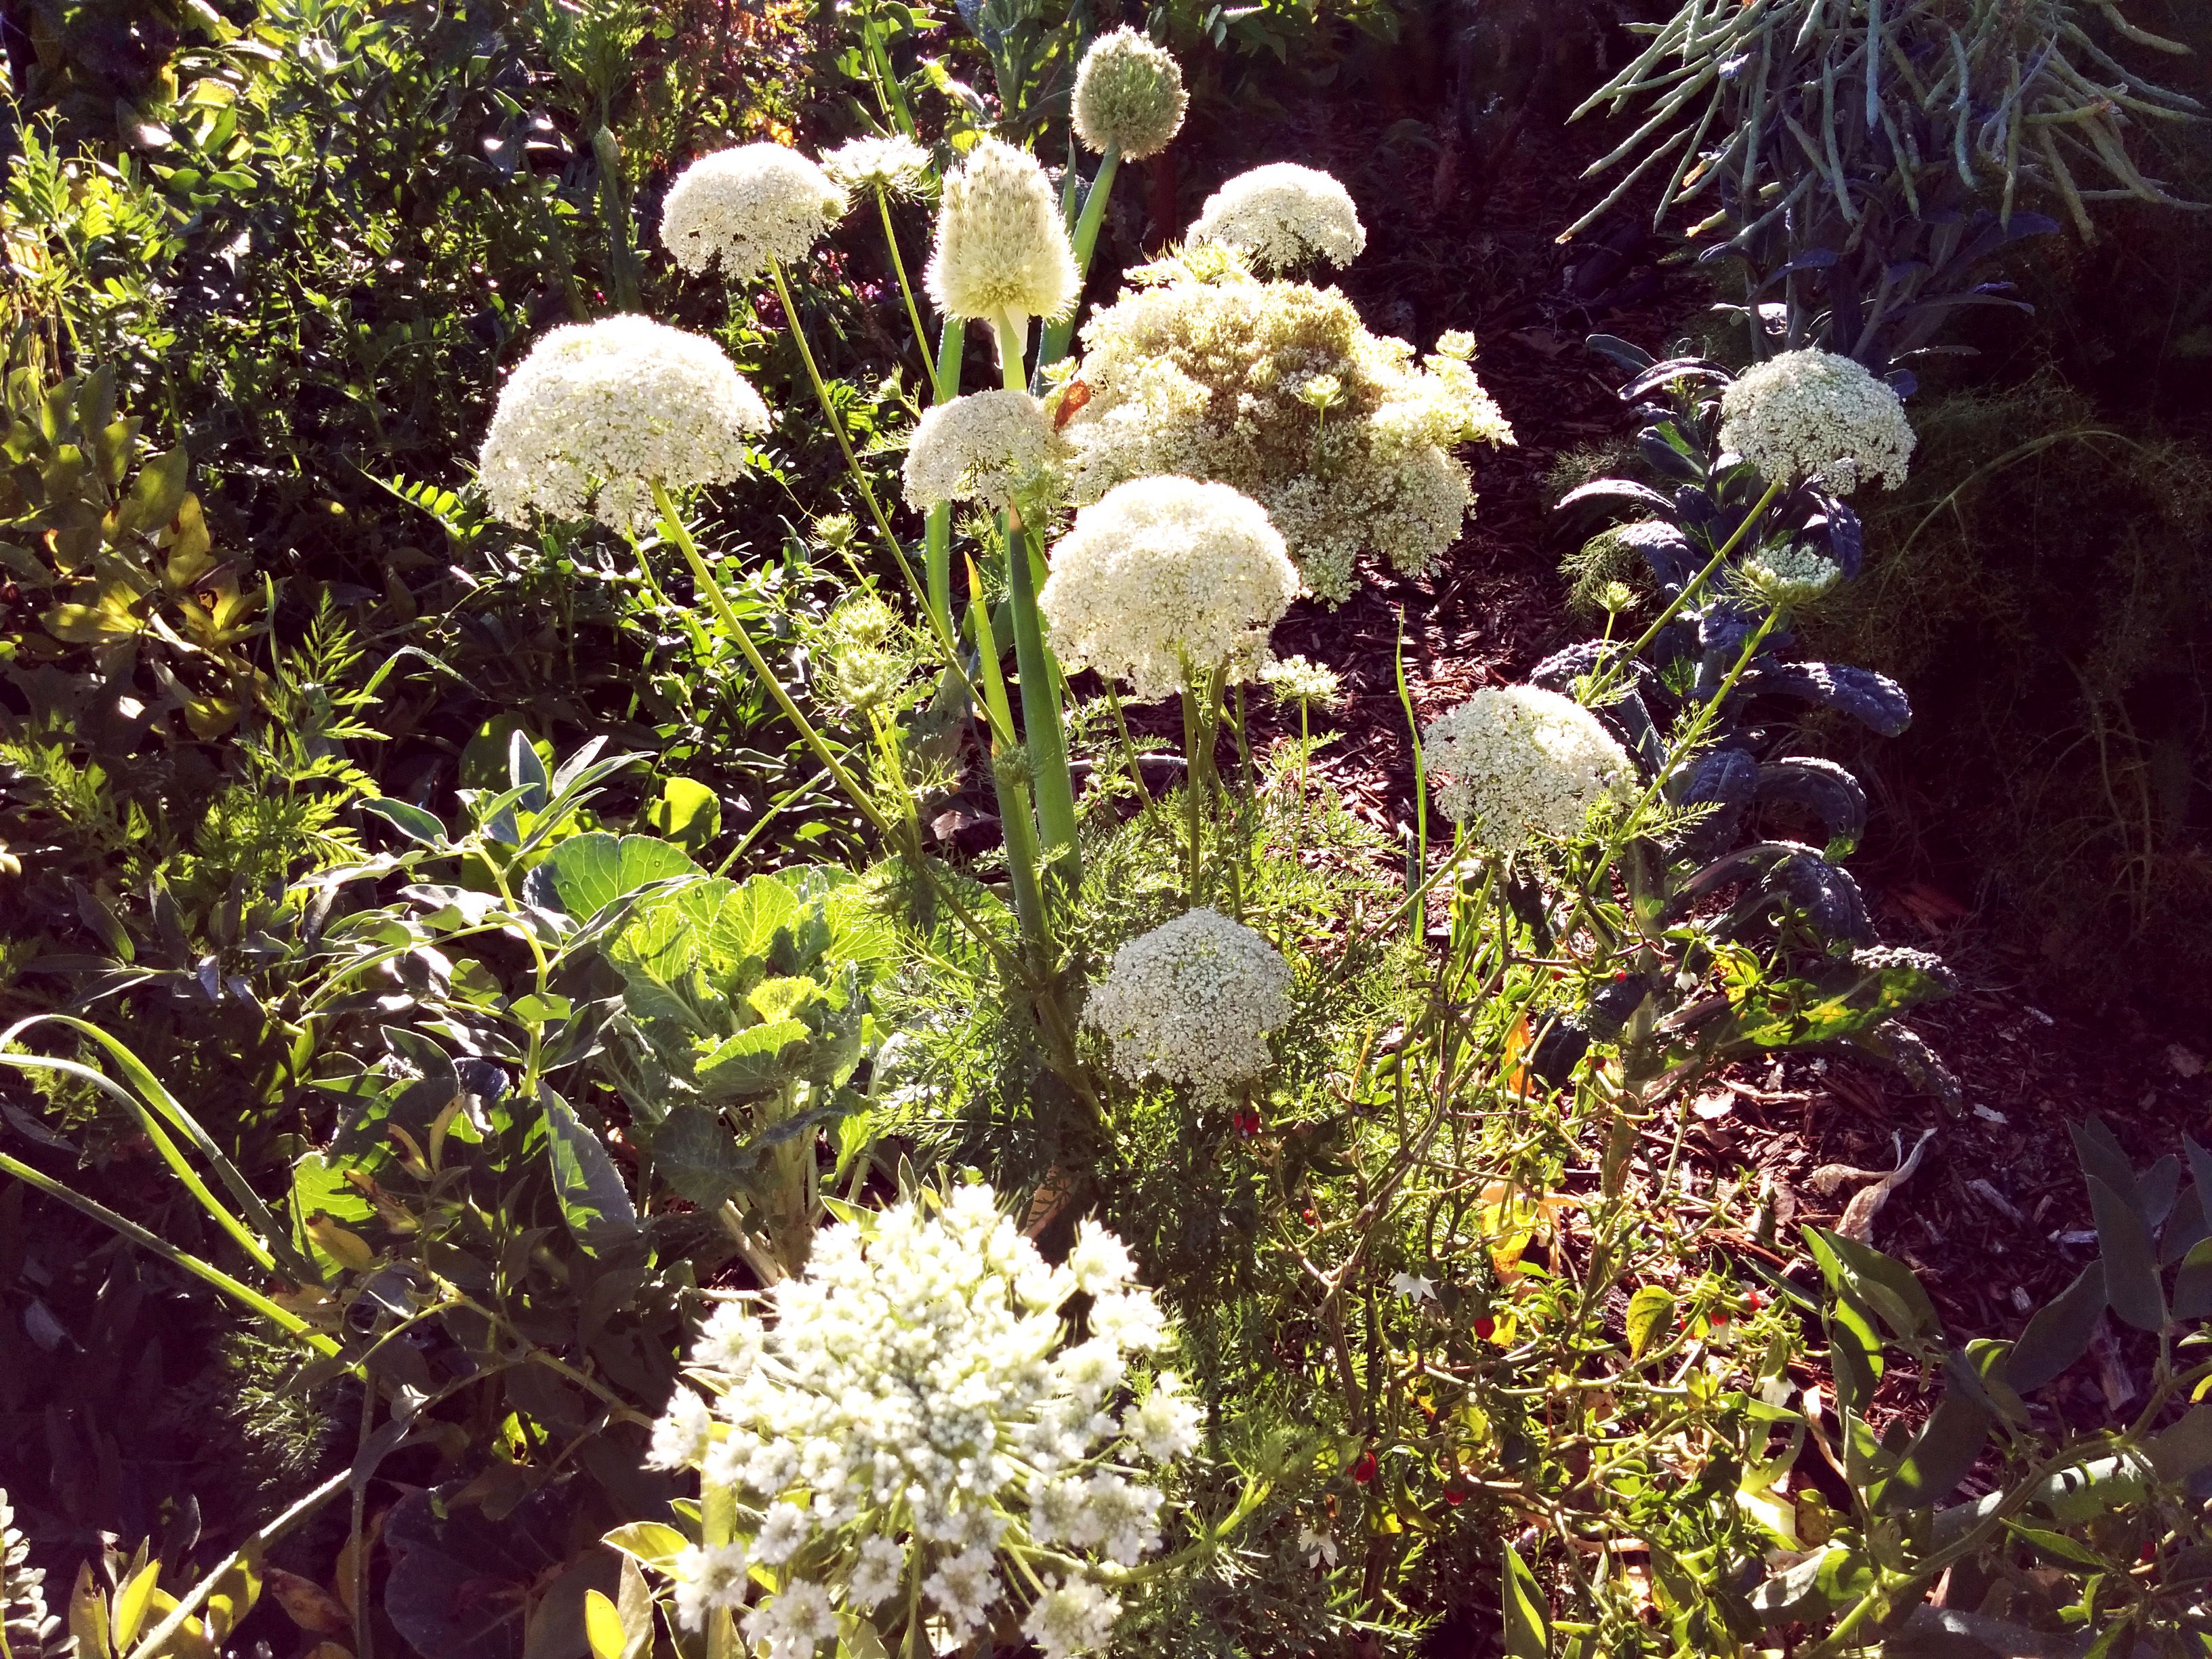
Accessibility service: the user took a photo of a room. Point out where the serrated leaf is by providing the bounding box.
[646,1103,753,1207]
[694,1020,811,1101]
[540,833,701,921]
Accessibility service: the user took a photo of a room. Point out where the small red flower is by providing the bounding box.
[1351,1450,1377,1484]
[1473,1316,1496,1340]
[1234,1109,1262,1138]
[1301,1207,1318,1227]
[1747,1290,1765,1311]
[1443,1482,1466,1507]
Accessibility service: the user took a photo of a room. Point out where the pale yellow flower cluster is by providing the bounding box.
[1072,27,1187,160]
[1189,163,1365,272]
[1064,258,1513,603]
[926,138,1080,327]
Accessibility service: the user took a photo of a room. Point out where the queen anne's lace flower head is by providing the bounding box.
[1740,541,1843,609]
[1261,653,1345,710]
[1072,28,1187,160]
[1422,685,1637,853]
[1064,259,1513,603]
[821,133,932,199]
[926,138,1080,326]
[643,1184,1186,1658]
[478,315,769,530]
[901,389,1067,511]
[1717,348,1914,494]
[661,144,847,279]
[1082,907,1294,1097]
[1038,476,1298,701]
[1189,163,1366,272]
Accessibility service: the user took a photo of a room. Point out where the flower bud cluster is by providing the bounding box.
[645,1185,1197,1658]
[1072,28,1187,160]
[925,138,1080,326]
[1717,348,1914,495]
[1422,685,1637,853]
[477,316,769,530]
[1082,907,1294,1097]
[661,144,847,280]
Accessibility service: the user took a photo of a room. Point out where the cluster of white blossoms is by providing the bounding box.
[1082,907,1294,1097]
[1260,653,1345,710]
[644,1185,1197,1659]
[1422,685,1637,854]
[1717,348,1915,495]
[1072,26,1188,160]
[901,389,1067,512]
[1739,540,1843,609]
[1038,476,1298,701]
[821,133,933,199]
[1063,257,1513,603]
[1188,163,1366,273]
[926,137,1080,329]
[477,315,770,530]
[661,144,847,279]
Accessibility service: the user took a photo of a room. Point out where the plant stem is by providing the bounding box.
[1592,476,1785,697]
[1038,146,1120,372]
[876,185,933,371]
[127,1469,351,1659]
[967,589,1052,959]
[924,321,964,636]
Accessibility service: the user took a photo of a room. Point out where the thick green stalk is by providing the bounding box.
[876,185,933,370]
[993,315,1081,886]
[1038,146,1120,372]
[1591,476,1785,697]
[923,321,964,637]
[968,590,1052,958]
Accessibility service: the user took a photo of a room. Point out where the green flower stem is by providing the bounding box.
[651,481,896,844]
[968,589,1053,960]
[765,258,955,668]
[876,185,933,371]
[992,314,1082,888]
[1591,476,1785,697]
[924,321,964,637]
[0,1149,340,1355]
[702,1480,739,1659]
[1038,146,1120,372]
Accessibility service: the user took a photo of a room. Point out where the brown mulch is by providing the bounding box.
[1101,51,2212,1353]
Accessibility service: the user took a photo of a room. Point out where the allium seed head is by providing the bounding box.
[1422,685,1637,853]
[925,138,1080,326]
[660,144,847,279]
[821,132,933,199]
[477,315,769,531]
[901,389,1067,511]
[1071,28,1187,161]
[1189,163,1366,273]
[1717,348,1914,494]
[1038,476,1298,701]
[1082,907,1294,1097]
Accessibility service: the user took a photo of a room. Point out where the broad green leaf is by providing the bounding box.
[2086,1174,2165,1332]
[1806,1227,1940,1343]
[643,777,720,853]
[615,1558,653,1659]
[695,1020,811,1101]
[2001,1522,2108,1569]
[705,874,802,970]
[747,975,821,1024]
[116,449,190,535]
[647,1103,754,1208]
[363,798,447,845]
[539,1086,638,1254]
[1500,1543,1549,1659]
[2148,1405,2212,1483]
[2175,1237,2212,1321]
[1871,1393,1992,1513]
[582,1591,623,1659]
[1625,1285,1675,1359]
[2003,1259,2104,1392]
[542,833,701,921]
[113,1559,162,1652]
[2070,1118,2141,1213]
[600,1523,690,1570]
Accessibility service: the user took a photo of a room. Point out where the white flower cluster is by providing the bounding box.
[1038,476,1299,701]
[1422,685,1637,854]
[1072,27,1187,161]
[821,133,933,199]
[1740,541,1843,609]
[661,144,847,279]
[1082,907,1294,1097]
[646,1185,1198,1659]
[477,315,770,530]
[926,137,1080,327]
[1189,163,1366,273]
[1260,653,1344,710]
[1063,258,1513,603]
[901,389,1067,511]
[1717,349,1915,495]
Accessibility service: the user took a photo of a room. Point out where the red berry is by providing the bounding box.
[1473,1316,1496,1340]
[1351,1450,1377,1484]
[1748,1290,1765,1310]
[1443,1484,1466,1507]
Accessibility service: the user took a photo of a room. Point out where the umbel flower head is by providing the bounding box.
[477,315,770,531]
[1189,163,1366,273]
[643,1183,1198,1659]
[821,132,933,199]
[901,389,1067,511]
[925,137,1080,327]
[1422,685,1637,854]
[1261,653,1345,711]
[1063,254,1513,604]
[1717,348,1914,494]
[1083,907,1294,1097]
[1072,27,1187,160]
[1038,476,1298,701]
[660,143,848,279]
[1740,541,1843,609]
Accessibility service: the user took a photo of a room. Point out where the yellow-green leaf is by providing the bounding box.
[1626,1284,1675,1359]
[582,1591,624,1659]
[601,1523,690,1570]
[113,1561,162,1652]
